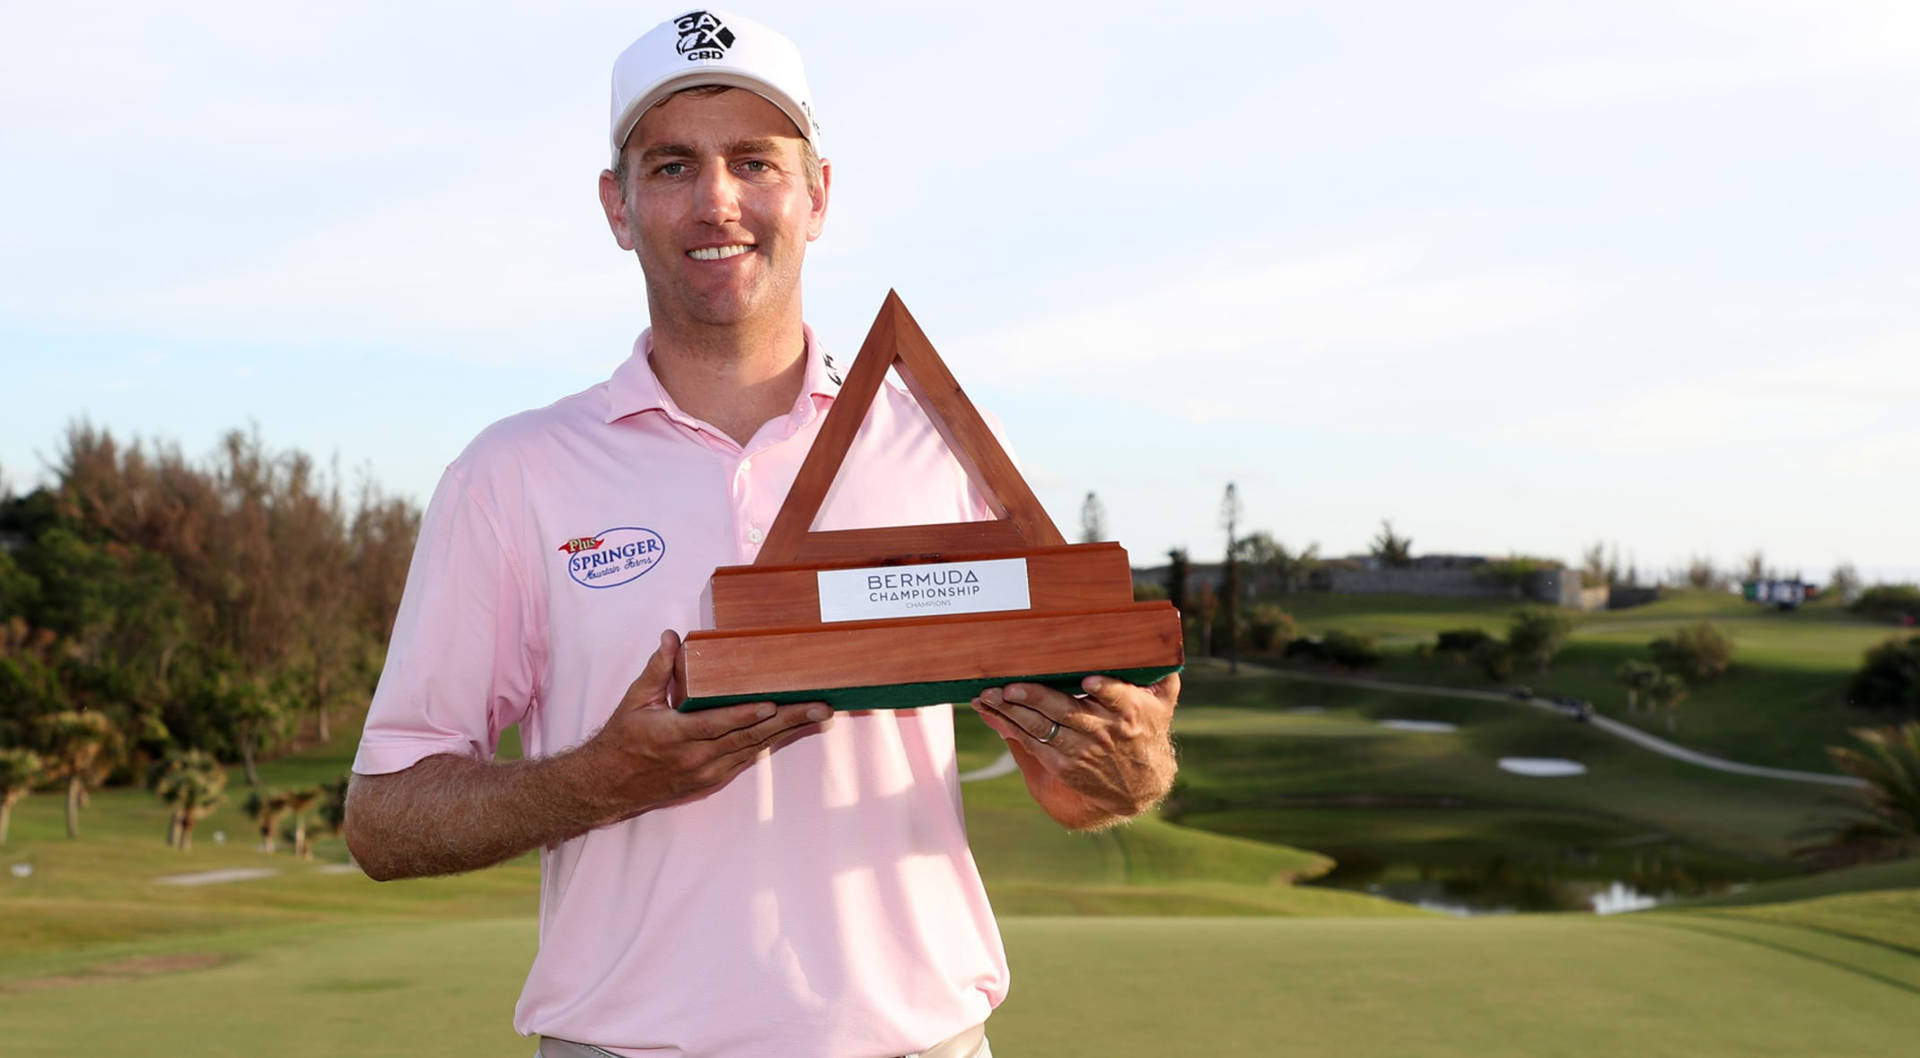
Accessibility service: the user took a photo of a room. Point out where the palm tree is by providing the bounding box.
[1647,673,1688,732]
[1614,660,1660,716]
[316,774,351,862]
[283,786,322,859]
[242,788,293,853]
[41,710,119,839]
[1797,723,1920,868]
[0,748,45,845]
[153,751,228,851]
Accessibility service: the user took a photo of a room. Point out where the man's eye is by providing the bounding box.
[739,160,771,173]
[656,162,688,177]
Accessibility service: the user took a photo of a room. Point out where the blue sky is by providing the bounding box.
[4,0,1916,583]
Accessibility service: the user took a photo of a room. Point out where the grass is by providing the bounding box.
[1171,669,1834,884]
[7,902,1918,1057]
[1263,589,1902,773]
[3,654,1918,1056]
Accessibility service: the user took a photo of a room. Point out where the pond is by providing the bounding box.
[1309,847,1742,915]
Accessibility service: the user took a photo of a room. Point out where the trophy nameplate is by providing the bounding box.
[673,291,1184,711]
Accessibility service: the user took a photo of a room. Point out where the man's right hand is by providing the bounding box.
[583,629,832,822]
[346,629,830,880]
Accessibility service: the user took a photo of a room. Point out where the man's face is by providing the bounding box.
[600,88,829,332]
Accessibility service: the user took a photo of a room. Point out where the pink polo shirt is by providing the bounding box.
[354,327,1010,1057]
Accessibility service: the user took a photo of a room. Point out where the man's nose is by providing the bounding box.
[694,165,742,225]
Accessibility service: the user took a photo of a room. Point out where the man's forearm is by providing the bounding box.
[344,745,616,881]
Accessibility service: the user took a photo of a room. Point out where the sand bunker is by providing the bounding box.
[1498,757,1588,777]
[1378,719,1458,733]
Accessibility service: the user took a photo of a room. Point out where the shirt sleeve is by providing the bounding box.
[352,466,539,776]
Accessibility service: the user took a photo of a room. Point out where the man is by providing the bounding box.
[343,10,1179,1057]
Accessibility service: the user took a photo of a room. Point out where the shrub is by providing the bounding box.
[1508,609,1574,674]
[1282,637,1327,664]
[1471,639,1514,680]
[1322,630,1382,670]
[1649,622,1734,681]
[1854,584,1920,625]
[1247,606,1298,651]
[1435,628,1495,655]
[1847,635,1920,719]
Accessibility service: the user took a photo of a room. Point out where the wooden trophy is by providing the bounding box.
[673,291,1184,712]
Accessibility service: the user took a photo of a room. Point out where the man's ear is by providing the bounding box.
[807,159,832,242]
[599,168,638,252]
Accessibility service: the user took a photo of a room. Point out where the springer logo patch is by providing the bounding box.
[675,11,735,61]
[560,527,667,589]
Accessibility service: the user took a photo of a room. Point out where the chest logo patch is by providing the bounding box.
[560,527,667,589]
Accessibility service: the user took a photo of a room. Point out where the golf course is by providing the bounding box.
[4,590,1918,1055]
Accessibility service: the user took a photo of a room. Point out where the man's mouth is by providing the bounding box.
[687,244,754,261]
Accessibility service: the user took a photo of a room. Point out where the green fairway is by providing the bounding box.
[1166,667,1843,908]
[1270,589,1898,773]
[5,619,1917,1058]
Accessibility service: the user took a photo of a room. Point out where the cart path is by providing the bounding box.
[1245,665,1866,789]
[959,751,1019,783]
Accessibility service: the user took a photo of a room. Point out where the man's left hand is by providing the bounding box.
[971,672,1179,829]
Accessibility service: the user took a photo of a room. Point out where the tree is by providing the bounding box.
[1743,550,1772,583]
[243,788,294,853]
[1323,630,1383,670]
[1828,562,1862,604]
[1219,483,1241,674]
[316,772,350,853]
[1847,635,1920,719]
[1472,639,1514,681]
[1078,492,1106,544]
[1507,610,1573,675]
[1435,628,1495,658]
[209,673,292,787]
[1647,673,1689,732]
[1854,584,1920,625]
[153,750,227,851]
[1165,548,1190,637]
[283,786,323,859]
[1798,723,1920,868]
[1649,622,1734,681]
[1237,532,1320,594]
[1194,582,1219,657]
[1370,519,1412,568]
[1581,542,1608,589]
[1614,659,1661,716]
[0,748,44,845]
[1682,555,1719,590]
[1247,606,1297,651]
[40,710,119,838]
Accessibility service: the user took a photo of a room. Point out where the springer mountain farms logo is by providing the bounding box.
[675,11,736,61]
[560,527,666,589]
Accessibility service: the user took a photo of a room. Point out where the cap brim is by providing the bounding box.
[611,72,815,166]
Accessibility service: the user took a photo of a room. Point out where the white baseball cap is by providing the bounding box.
[608,9,821,167]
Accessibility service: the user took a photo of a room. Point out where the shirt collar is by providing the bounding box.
[603,324,844,425]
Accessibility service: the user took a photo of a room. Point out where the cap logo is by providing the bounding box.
[675,11,736,62]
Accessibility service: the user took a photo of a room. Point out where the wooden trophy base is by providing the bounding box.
[677,541,1183,711]
[674,292,1185,712]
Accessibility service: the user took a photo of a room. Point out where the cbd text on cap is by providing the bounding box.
[608,9,821,167]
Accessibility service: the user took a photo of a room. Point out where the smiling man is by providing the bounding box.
[342,9,1178,1058]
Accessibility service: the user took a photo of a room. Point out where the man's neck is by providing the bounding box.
[647,315,808,447]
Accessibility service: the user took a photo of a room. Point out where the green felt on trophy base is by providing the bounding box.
[679,664,1184,713]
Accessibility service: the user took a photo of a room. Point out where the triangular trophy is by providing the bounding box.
[675,292,1184,711]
